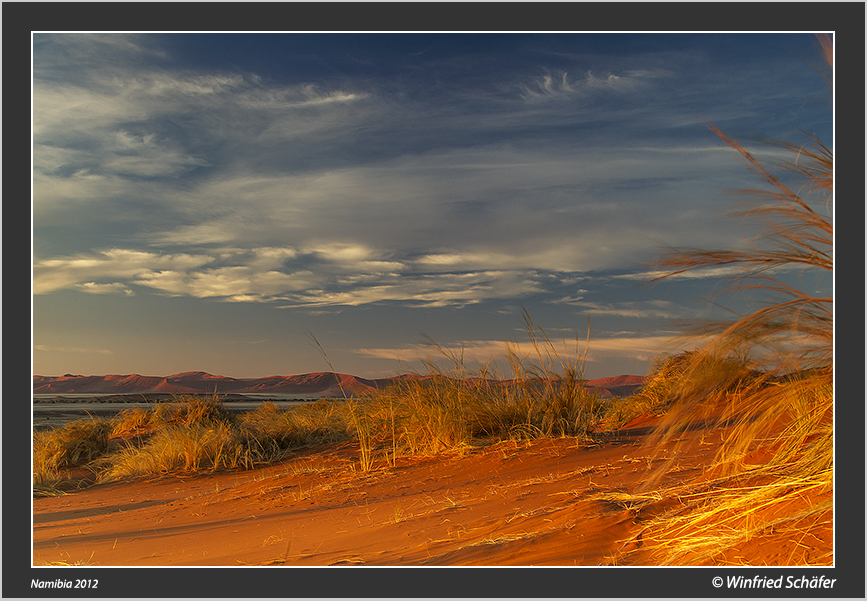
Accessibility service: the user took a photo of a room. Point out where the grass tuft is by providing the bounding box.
[33,416,114,487]
[626,34,833,565]
[348,310,604,465]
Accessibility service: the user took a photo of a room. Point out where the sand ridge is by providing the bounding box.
[32,420,830,567]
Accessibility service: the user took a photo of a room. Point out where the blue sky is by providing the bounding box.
[31,33,832,380]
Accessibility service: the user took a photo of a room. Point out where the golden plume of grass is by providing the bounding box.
[33,416,114,489]
[110,406,154,438]
[646,122,832,374]
[630,34,833,565]
[355,310,602,462]
[96,394,354,481]
[633,467,832,565]
[643,33,833,451]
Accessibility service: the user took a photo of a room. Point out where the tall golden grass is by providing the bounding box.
[31,39,832,567]
[33,416,113,488]
[95,394,355,482]
[33,313,610,484]
[329,310,604,470]
[630,33,833,565]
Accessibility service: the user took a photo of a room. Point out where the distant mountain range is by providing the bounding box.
[33,371,646,399]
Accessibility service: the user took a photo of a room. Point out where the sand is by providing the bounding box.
[32,417,831,567]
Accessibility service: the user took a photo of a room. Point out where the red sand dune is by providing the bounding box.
[32,417,831,567]
[33,372,646,398]
[584,375,647,398]
[32,371,379,397]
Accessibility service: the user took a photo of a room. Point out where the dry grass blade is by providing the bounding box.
[646,121,832,373]
[632,34,833,565]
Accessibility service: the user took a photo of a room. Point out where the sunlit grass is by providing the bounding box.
[33,416,114,488]
[629,33,833,565]
[629,442,833,565]
[33,311,619,483]
[238,399,349,449]
[344,310,605,469]
[31,38,832,569]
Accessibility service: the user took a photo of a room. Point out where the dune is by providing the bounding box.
[31,413,830,567]
[584,374,645,398]
[33,371,646,399]
[32,371,371,396]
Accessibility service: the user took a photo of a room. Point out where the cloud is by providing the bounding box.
[284,270,543,308]
[519,68,665,102]
[34,33,168,68]
[77,282,135,296]
[549,298,686,320]
[610,263,805,283]
[32,245,547,307]
[582,333,697,363]
[33,249,213,294]
[134,266,315,300]
[355,332,692,367]
[34,344,114,355]
[102,131,210,178]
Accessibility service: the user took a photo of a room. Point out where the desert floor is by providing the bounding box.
[32,416,831,567]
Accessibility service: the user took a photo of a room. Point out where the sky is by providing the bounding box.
[31,33,833,381]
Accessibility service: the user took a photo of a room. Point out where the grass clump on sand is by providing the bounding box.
[346,311,605,468]
[238,399,348,447]
[618,34,833,565]
[31,393,356,486]
[95,394,351,482]
[95,394,241,482]
[33,416,114,491]
[34,311,609,486]
[98,422,244,481]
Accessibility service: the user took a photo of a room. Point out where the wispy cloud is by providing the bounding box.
[549,298,686,319]
[611,263,805,282]
[284,270,544,308]
[33,246,546,307]
[77,282,135,296]
[34,344,114,355]
[355,332,692,367]
[519,67,669,102]
[31,34,829,379]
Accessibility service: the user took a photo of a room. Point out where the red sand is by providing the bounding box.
[33,420,831,567]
